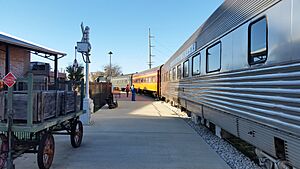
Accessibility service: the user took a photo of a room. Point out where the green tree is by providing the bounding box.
[66,65,84,81]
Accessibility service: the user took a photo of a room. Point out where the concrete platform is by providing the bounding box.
[14,100,231,169]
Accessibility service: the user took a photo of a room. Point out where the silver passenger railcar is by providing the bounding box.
[111,74,132,91]
[161,0,300,168]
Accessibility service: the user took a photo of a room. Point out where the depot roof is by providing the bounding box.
[0,32,66,57]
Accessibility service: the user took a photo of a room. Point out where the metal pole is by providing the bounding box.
[81,52,92,125]
[110,54,111,81]
[85,54,89,99]
[80,79,84,110]
[108,51,113,82]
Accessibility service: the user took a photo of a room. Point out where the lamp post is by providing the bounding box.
[108,51,113,82]
[77,22,93,125]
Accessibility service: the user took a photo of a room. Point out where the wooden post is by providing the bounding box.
[5,45,10,75]
[54,55,58,90]
[7,87,14,169]
[27,73,33,126]
[5,45,14,169]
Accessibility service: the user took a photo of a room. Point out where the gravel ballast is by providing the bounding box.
[163,102,262,169]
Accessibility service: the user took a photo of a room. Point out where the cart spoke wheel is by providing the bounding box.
[70,120,83,148]
[0,134,8,169]
[37,133,55,169]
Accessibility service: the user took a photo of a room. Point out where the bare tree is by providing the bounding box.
[90,71,105,82]
[103,64,122,78]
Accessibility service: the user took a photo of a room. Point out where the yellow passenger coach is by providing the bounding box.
[132,66,162,96]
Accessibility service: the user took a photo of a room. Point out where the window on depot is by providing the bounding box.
[249,17,268,65]
[206,42,221,73]
[192,53,200,76]
[169,70,172,81]
[183,60,189,78]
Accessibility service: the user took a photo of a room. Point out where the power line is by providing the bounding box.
[152,38,175,54]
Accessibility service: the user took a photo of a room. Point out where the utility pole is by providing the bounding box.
[148,28,154,69]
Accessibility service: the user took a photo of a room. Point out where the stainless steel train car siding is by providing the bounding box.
[161,0,300,168]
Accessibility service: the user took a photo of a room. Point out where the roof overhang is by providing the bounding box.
[0,32,66,59]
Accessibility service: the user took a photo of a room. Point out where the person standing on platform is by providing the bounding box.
[131,85,136,101]
[125,84,130,97]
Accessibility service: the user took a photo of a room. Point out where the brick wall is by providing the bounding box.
[0,45,30,79]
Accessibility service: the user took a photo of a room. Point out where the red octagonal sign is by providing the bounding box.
[2,72,16,88]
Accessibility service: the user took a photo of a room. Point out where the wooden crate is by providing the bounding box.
[40,91,57,121]
[56,91,65,116]
[64,91,76,114]
[0,92,39,122]
[0,91,78,123]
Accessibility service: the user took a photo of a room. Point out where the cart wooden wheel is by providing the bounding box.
[37,133,55,169]
[0,134,8,169]
[70,120,83,148]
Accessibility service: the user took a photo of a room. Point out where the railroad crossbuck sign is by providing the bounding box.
[2,72,16,88]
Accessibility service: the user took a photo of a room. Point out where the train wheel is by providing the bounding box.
[70,120,83,148]
[37,133,55,169]
[0,134,8,169]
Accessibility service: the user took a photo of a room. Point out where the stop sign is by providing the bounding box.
[2,72,16,88]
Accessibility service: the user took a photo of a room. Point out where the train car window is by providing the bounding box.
[183,60,189,77]
[206,42,221,73]
[192,54,201,76]
[249,17,267,65]
[177,65,181,79]
[172,67,176,80]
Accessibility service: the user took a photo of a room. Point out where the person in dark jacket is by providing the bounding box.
[125,84,130,97]
[131,85,136,101]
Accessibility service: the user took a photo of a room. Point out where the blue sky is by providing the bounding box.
[0,0,223,74]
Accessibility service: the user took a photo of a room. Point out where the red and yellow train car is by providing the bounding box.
[132,66,162,96]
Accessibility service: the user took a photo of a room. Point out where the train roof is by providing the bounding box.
[165,0,280,67]
[134,65,162,77]
[111,74,133,79]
